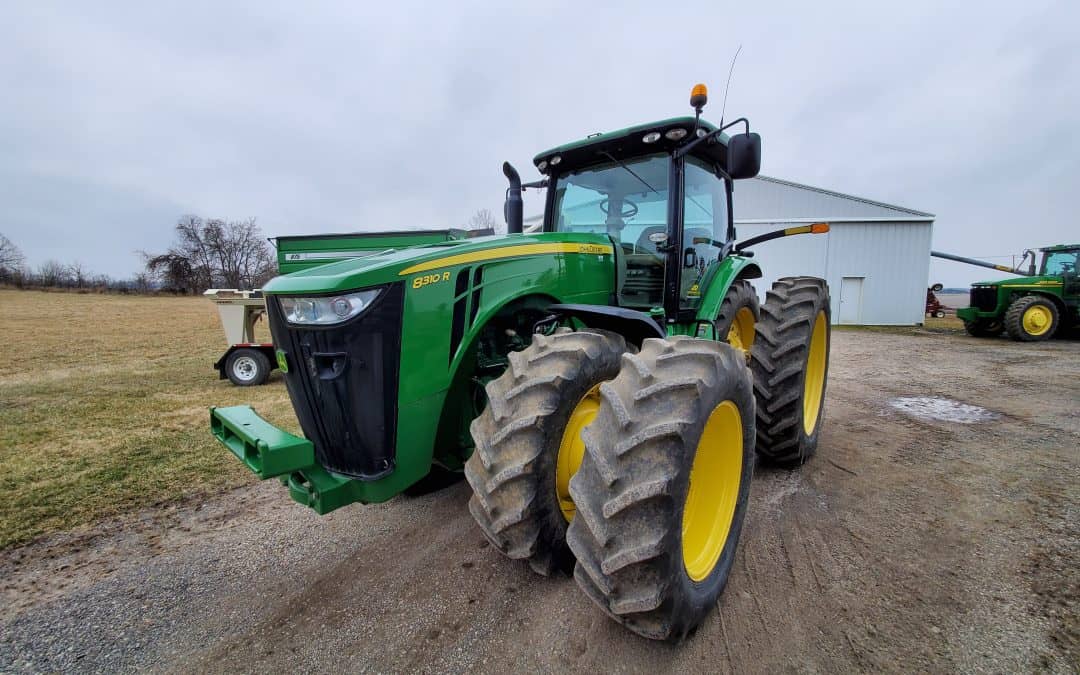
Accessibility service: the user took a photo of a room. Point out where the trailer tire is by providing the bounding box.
[1004,295,1059,341]
[566,337,755,641]
[466,329,627,576]
[963,319,1004,337]
[713,280,760,352]
[934,310,947,318]
[225,348,271,386]
[750,277,831,466]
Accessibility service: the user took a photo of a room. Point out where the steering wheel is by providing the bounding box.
[599,197,639,220]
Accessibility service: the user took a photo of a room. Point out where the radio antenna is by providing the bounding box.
[719,44,742,129]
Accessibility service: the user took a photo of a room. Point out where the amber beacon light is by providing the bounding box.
[690,83,708,110]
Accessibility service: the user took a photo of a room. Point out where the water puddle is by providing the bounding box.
[888,396,1000,424]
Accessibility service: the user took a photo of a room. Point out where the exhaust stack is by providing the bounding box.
[502,162,523,235]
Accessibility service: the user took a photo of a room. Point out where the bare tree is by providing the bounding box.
[144,215,275,293]
[67,261,89,288]
[468,208,498,233]
[0,233,25,273]
[206,217,275,289]
[37,260,69,287]
[133,272,152,294]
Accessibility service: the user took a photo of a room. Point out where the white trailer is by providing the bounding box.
[203,289,277,386]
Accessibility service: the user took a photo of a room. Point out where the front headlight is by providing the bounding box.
[279,288,383,325]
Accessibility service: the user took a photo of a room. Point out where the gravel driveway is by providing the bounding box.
[2,329,1077,673]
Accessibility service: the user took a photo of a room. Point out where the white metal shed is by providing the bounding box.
[734,176,935,325]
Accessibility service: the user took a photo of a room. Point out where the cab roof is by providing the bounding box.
[532,116,729,174]
[1041,244,1079,252]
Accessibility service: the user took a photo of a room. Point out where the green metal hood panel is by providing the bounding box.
[972,275,1064,287]
[262,232,615,294]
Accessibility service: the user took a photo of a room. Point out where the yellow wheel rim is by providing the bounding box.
[1022,305,1052,336]
[682,400,743,582]
[556,384,601,522]
[726,307,756,351]
[802,311,827,435]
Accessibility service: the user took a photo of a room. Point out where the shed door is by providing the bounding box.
[839,276,864,325]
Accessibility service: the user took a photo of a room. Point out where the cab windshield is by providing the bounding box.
[550,154,670,241]
[550,153,731,310]
[551,154,670,307]
[1041,250,1078,276]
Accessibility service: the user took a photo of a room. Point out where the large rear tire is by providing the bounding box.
[1004,295,1059,341]
[466,329,627,575]
[566,337,755,641]
[750,277,831,466]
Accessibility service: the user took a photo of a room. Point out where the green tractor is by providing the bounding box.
[934,245,1079,341]
[210,84,832,641]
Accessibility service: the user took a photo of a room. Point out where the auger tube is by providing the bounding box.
[931,250,1033,276]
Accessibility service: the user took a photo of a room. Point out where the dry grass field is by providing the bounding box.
[0,289,296,549]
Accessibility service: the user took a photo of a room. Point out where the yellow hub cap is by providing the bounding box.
[1022,305,1052,336]
[682,400,743,582]
[802,311,827,435]
[556,384,601,522]
[726,307,756,351]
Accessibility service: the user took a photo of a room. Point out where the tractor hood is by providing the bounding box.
[262,231,613,295]
[971,275,1064,289]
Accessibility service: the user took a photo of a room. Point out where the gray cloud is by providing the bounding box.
[1,0,1076,286]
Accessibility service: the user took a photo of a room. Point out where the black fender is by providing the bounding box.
[546,304,665,347]
[735,262,763,280]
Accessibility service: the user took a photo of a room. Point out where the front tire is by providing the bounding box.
[1004,295,1059,341]
[964,319,1004,337]
[713,280,760,352]
[750,277,831,466]
[566,337,755,641]
[466,329,627,575]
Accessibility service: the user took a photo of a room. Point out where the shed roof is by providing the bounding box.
[735,175,934,223]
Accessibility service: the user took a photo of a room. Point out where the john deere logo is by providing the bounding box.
[578,244,610,255]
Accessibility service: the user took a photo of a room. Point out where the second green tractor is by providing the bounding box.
[210,84,832,641]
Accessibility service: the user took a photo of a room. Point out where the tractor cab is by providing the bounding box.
[1040,245,1079,276]
[1040,245,1080,299]
[529,106,762,324]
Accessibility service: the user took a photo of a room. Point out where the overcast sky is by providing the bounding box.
[1,1,1077,286]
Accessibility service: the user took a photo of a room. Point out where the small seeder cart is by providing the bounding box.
[203,289,277,386]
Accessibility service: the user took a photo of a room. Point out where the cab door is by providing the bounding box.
[672,156,732,317]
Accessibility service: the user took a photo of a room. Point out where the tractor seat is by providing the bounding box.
[634,226,667,254]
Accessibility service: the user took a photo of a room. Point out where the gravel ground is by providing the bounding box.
[1,329,1077,673]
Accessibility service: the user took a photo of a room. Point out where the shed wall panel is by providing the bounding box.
[728,221,932,325]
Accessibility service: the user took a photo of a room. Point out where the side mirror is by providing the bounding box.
[726,132,761,180]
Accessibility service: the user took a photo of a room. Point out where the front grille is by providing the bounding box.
[970,286,998,312]
[267,283,404,480]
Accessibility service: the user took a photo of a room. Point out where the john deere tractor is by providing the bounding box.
[933,245,1079,341]
[210,85,832,641]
